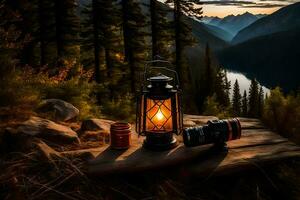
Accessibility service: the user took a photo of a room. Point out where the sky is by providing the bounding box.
[201,0,298,17]
[160,0,299,17]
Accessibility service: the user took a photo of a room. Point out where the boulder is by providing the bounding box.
[81,118,114,132]
[1,128,33,152]
[80,131,109,144]
[32,139,63,165]
[17,116,80,144]
[38,99,79,121]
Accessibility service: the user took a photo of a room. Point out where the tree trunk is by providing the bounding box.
[54,0,63,60]
[38,0,46,66]
[92,0,101,83]
[121,0,135,93]
[174,0,182,84]
[150,0,158,59]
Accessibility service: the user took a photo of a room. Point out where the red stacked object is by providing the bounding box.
[110,122,131,150]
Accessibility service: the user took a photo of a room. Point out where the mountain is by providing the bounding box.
[185,18,228,78]
[203,13,264,36]
[232,2,300,44]
[202,23,234,42]
[218,28,300,92]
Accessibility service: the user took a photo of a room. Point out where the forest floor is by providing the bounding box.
[1,106,300,200]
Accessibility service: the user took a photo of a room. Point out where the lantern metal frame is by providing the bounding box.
[136,60,183,151]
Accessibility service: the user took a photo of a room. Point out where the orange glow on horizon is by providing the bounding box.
[202,5,281,18]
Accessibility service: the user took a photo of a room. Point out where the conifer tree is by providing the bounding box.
[37,0,57,66]
[121,0,149,93]
[149,0,173,60]
[165,0,203,86]
[81,0,122,94]
[194,44,216,113]
[54,0,80,63]
[258,86,264,117]
[248,78,259,117]
[232,79,242,116]
[215,68,230,108]
[242,90,248,117]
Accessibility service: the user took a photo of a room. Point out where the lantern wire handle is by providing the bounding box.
[143,60,180,89]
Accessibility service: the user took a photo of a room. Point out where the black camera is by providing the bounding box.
[183,118,241,149]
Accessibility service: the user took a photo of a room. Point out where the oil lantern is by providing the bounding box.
[136,60,183,151]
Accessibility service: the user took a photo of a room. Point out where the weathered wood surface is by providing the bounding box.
[64,115,300,176]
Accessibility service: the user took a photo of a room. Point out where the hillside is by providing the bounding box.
[185,18,228,81]
[202,23,233,42]
[232,2,300,44]
[218,28,300,92]
[203,13,264,36]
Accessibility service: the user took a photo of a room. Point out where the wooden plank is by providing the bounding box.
[183,115,266,129]
[185,141,300,176]
[238,117,266,129]
[80,128,298,176]
[59,116,299,176]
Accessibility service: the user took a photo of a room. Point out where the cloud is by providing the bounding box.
[201,0,293,8]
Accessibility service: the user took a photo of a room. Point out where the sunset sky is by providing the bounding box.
[201,0,298,17]
[161,0,299,17]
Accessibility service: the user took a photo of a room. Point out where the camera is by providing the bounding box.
[183,118,241,149]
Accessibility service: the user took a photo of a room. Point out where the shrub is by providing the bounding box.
[263,87,300,143]
[203,94,231,119]
[101,94,135,121]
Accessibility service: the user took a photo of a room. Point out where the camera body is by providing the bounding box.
[183,118,241,149]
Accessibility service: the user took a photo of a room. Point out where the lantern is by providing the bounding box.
[136,60,183,151]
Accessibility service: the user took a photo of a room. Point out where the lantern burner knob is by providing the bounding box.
[147,73,173,83]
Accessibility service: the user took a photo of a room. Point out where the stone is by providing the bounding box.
[38,99,79,121]
[62,150,95,161]
[32,139,63,165]
[17,116,80,144]
[1,127,33,152]
[81,118,114,132]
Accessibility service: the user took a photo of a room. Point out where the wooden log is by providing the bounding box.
[59,116,300,177]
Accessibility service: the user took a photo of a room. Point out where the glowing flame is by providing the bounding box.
[156,109,164,121]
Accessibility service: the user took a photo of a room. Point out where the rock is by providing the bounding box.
[80,131,109,144]
[81,118,114,132]
[38,99,79,121]
[17,116,80,144]
[1,128,33,152]
[32,139,63,165]
[62,150,95,161]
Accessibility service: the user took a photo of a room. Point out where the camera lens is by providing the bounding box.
[183,118,241,147]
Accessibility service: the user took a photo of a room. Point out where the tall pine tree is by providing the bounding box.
[121,0,149,93]
[215,68,230,108]
[54,0,80,65]
[166,0,202,87]
[258,86,264,117]
[232,79,242,116]
[248,78,259,117]
[149,0,173,60]
[242,90,248,117]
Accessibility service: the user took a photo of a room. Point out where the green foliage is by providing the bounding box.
[0,67,102,119]
[242,90,248,117]
[203,94,231,118]
[248,78,259,117]
[232,79,242,116]
[39,78,101,119]
[262,87,300,142]
[101,94,135,121]
[0,72,41,107]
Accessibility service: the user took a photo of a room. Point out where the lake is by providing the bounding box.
[227,71,269,97]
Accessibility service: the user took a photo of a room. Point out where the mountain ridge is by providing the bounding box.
[232,2,300,44]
